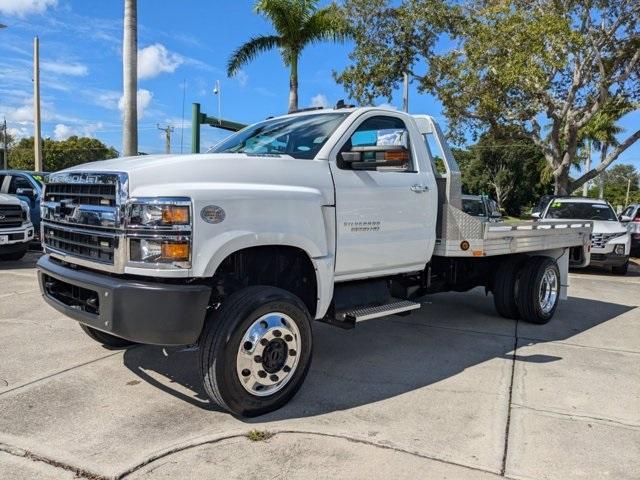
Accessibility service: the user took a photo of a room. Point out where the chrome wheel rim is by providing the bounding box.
[236,312,301,397]
[538,267,558,314]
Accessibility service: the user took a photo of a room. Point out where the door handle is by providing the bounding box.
[410,184,429,193]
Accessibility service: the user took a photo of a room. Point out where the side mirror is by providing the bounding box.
[340,145,409,171]
[16,188,35,198]
[530,211,541,219]
[619,215,632,223]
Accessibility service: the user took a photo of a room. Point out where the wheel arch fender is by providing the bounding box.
[199,232,334,319]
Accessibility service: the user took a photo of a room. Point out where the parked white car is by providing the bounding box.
[0,193,34,261]
[538,197,631,274]
[620,203,640,255]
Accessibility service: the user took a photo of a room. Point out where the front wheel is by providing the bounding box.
[611,260,629,275]
[199,286,313,417]
[80,324,137,348]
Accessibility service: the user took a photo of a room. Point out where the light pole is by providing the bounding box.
[213,80,221,125]
[34,36,43,172]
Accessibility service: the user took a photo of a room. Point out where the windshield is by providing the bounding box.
[462,198,487,217]
[211,112,348,160]
[544,201,618,221]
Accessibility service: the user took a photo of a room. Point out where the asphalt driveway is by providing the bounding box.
[0,253,638,479]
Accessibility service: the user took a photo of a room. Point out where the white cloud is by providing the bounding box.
[42,61,88,76]
[138,44,183,79]
[6,103,33,123]
[53,123,73,140]
[7,126,29,139]
[310,94,329,109]
[235,70,248,87]
[53,122,104,140]
[377,102,398,110]
[118,89,153,119]
[0,0,57,16]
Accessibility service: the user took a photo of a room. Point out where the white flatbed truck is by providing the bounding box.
[37,107,591,416]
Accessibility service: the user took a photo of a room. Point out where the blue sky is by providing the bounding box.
[0,0,638,171]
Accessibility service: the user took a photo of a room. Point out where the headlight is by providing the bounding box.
[21,205,30,223]
[127,202,190,228]
[130,238,190,264]
[614,244,625,255]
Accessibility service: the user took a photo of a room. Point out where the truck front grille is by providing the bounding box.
[45,183,117,206]
[0,205,24,228]
[43,225,117,264]
[590,233,618,249]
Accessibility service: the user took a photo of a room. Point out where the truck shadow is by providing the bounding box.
[121,289,635,419]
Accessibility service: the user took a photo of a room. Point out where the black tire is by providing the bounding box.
[516,256,560,324]
[199,286,313,417]
[611,260,629,275]
[493,256,525,319]
[80,324,137,348]
[0,248,27,262]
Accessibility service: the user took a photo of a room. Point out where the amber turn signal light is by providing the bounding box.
[161,242,190,261]
[162,206,190,225]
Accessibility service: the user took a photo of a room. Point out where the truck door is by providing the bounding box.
[329,112,437,279]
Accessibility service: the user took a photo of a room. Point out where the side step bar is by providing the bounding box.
[322,299,421,329]
[343,300,421,322]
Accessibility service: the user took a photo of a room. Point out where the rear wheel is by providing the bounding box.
[516,256,560,324]
[493,256,525,319]
[199,286,313,417]
[80,324,137,348]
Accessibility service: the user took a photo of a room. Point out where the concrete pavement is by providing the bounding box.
[0,253,638,479]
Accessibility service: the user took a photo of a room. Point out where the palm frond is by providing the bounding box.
[300,3,351,46]
[256,0,319,39]
[227,35,282,76]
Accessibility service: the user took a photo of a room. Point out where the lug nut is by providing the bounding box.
[241,369,251,377]
[283,366,291,373]
[257,370,267,378]
[273,330,282,337]
[270,374,279,382]
[254,355,262,363]
[260,338,269,346]
[284,334,293,342]
[289,349,296,356]
[243,341,253,351]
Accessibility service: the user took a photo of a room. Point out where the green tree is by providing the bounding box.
[8,136,118,172]
[589,164,640,208]
[227,0,349,113]
[455,128,552,215]
[338,0,640,195]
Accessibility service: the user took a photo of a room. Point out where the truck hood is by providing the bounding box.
[0,193,27,207]
[62,153,335,203]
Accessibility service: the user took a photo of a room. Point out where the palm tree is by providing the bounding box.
[227,0,349,113]
[122,0,138,156]
[577,99,632,197]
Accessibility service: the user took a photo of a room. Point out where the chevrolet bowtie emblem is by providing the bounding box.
[0,214,5,220]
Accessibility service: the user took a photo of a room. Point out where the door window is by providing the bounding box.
[8,175,33,194]
[339,116,413,171]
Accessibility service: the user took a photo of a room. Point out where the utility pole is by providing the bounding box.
[157,124,174,154]
[122,0,138,156]
[33,36,43,171]
[402,72,409,113]
[2,117,8,169]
